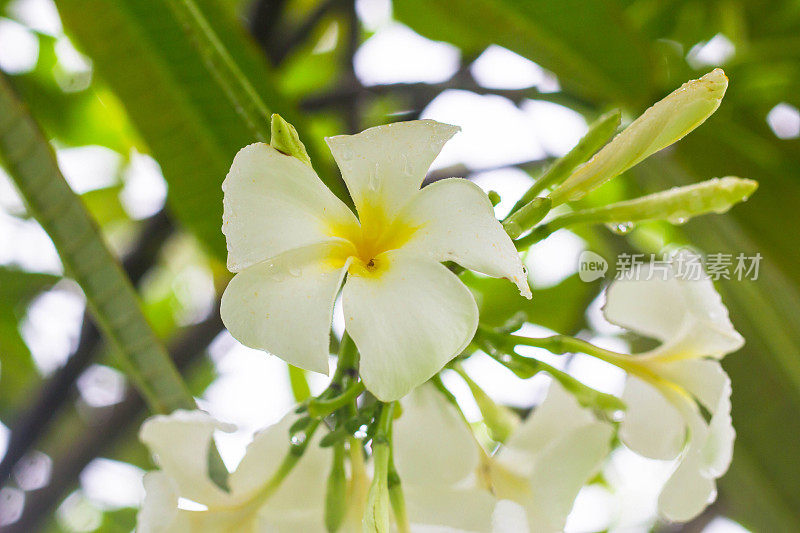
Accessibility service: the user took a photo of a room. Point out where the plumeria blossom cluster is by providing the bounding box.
[136,69,756,532]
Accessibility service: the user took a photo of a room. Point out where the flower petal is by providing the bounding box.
[619,376,687,460]
[326,120,459,221]
[603,266,688,344]
[258,425,329,530]
[550,69,727,205]
[394,384,479,487]
[342,252,478,402]
[702,387,734,478]
[523,422,613,532]
[661,359,734,477]
[137,472,192,533]
[658,449,716,522]
[494,382,612,532]
[222,142,358,272]
[398,178,530,298]
[603,260,743,359]
[139,410,235,507]
[492,500,529,533]
[405,486,495,533]
[228,414,294,498]
[343,252,478,401]
[499,381,595,475]
[221,242,352,374]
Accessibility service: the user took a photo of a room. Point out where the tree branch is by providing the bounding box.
[301,80,591,114]
[1,306,224,533]
[422,158,551,186]
[250,0,343,66]
[0,211,173,487]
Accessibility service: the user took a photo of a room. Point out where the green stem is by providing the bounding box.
[363,402,395,533]
[478,329,626,411]
[253,418,322,505]
[319,332,361,530]
[288,365,312,403]
[453,364,517,443]
[506,110,621,216]
[502,197,551,239]
[325,442,347,532]
[387,452,410,533]
[504,333,631,366]
[308,381,366,418]
[333,332,360,387]
[514,224,554,250]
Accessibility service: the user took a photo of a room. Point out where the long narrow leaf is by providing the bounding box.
[394,0,656,104]
[0,72,195,414]
[55,0,347,261]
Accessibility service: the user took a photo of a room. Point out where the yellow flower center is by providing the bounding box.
[327,203,420,278]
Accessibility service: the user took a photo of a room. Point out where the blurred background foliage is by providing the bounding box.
[0,0,799,531]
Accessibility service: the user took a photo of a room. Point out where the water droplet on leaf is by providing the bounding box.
[606,222,634,235]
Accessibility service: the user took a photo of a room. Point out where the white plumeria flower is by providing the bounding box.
[394,384,496,532]
[220,120,530,401]
[602,255,744,522]
[393,382,612,533]
[137,411,328,532]
[488,381,613,533]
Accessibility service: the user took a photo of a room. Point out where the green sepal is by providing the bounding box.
[270,113,312,166]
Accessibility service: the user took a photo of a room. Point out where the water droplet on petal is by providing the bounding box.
[266,262,287,281]
[368,163,379,191]
[401,155,412,177]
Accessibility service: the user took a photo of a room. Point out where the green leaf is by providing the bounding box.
[8,34,136,153]
[0,71,194,414]
[81,185,129,228]
[508,109,621,213]
[55,0,346,261]
[95,507,138,533]
[393,0,657,104]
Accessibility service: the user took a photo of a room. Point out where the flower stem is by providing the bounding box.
[388,452,410,533]
[502,197,551,239]
[308,381,366,418]
[478,329,626,411]
[252,418,321,506]
[453,364,518,443]
[514,224,556,250]
[288,365,312,402]
[506,109,621,216]
[363,402,395,533]
[325,441,347,532]
[333,332,360,388]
